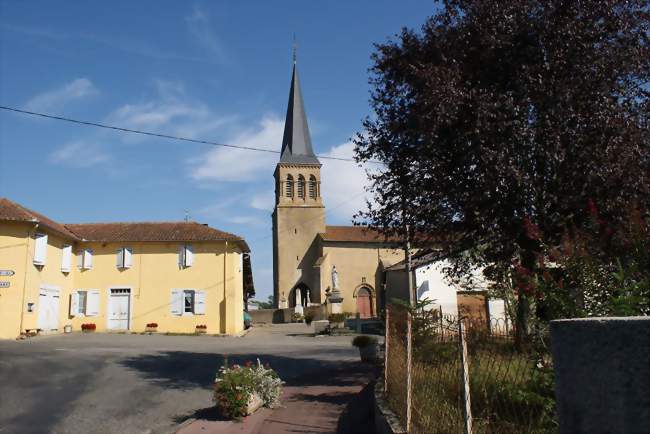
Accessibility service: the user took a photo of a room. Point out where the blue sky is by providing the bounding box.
[0,0,436,300]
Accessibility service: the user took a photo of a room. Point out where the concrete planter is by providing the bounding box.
[359,343,379,363]
[145,327,157,333]
[195,328,207,334]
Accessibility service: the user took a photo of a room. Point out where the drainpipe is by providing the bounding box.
[19,222,37,335]
[223,240,228,333]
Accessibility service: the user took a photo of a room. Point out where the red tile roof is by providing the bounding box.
[319,225,403,244]
[0,198,249,251]
[0,198,79,240]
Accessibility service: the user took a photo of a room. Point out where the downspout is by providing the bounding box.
[223,240,228,333]
[19,223,37,335]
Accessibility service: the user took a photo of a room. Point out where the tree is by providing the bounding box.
[355,0,649,337]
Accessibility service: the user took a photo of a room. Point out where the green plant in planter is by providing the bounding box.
[291,313,303,323]
[352,335,378,348]
[304,313,314,325]
[328,313,347,323]
[213,359,283,419]
[352,335,379,363]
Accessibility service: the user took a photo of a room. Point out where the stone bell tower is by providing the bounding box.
[272,61,325,309]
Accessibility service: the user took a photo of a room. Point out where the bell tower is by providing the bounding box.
[272,61,326,308]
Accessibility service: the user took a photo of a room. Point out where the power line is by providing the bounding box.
[0,105,380,164]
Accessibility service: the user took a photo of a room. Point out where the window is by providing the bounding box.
[33,233,48,265]
[69,289,99,316]
[178,245,194,268]
[171,289,205,315]
[184,290,195,313]
[116,247,133,269]
[61,244,72,272]
[78,249,93,270]
[309,175,317,199]
[78,290,88,315]
[285,175,294,197]
[297,175,305,199]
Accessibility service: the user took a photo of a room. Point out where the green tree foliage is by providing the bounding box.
[355,0,649,323]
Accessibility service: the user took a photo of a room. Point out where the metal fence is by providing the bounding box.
[384,304,556,433]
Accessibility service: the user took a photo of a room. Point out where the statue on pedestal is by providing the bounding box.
[331,265,339,289]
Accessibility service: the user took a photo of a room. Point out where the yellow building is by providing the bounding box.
[0,198,249,339]
[272,64,407,317]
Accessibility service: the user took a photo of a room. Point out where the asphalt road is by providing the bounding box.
[0,324,360,434]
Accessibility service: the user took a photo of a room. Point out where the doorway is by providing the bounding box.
[37,285,60,332]
[356,287,373,319]
[108,288,131,330]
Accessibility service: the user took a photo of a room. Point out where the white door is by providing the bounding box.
[108,289,130,330]
[37,286,60,332]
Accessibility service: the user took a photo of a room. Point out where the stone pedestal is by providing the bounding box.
[278,298,288,309]
[327,289,344,315]
[294,304,304,316]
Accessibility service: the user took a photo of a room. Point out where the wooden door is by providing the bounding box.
[356,288,373,319]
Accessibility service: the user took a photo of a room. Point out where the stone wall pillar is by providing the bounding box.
[550,317,650,434]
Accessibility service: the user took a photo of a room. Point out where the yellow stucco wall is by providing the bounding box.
[0,223,244,339]
[322,243,405,315]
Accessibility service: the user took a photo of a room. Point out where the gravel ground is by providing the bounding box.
[0,324,359,434]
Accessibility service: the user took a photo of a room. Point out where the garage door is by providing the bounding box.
[37,286,60,332]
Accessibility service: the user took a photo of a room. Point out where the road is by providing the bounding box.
[0,324,362,434]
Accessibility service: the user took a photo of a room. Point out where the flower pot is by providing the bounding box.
[245,392,263,415]
[358,343,379,363]
[145,327,157,333]
[196,328,207,334]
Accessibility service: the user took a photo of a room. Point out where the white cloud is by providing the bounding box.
[189,115,282,182]
[185,6,228,64]
[50,140,110,168]
[24,78,98,112]
[320,141,374,222]
[250,191,275,211]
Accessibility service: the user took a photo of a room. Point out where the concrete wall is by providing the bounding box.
[551,317,650,434]
[248,308,296,324]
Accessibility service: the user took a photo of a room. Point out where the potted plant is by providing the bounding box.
[145,322,158,333]
[291,313,303,323]
[328,313,347,329]
[303,312,314,325]
[214,359,283,419]
[81,323,96,333]
[352,335,379,363]
[195,324,207,334]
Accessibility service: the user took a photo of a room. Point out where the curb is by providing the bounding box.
[374,381,406,434]
[173,417,196,433]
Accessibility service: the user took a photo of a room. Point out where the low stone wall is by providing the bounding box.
[304,305,327,321]
[551,316,650,434]
[248,308,295,324]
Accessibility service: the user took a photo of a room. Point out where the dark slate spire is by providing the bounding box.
[279,63,320,165]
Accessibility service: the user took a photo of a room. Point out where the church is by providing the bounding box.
[272,62,407,318]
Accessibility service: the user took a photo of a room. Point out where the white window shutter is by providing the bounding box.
[69,291,79,317]
[170,290,183,315]
[116,248,124,268]
[83,249,93,269]
[124,248,133,268]
[185,245,194,267]
[78,251,83,269]
[194,290,206,315]
[178,245,185,268]
[33,234,48,265]
[61,245,72,272]
[87,290,100,316]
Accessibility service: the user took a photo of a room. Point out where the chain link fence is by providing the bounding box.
[384,303,556,433]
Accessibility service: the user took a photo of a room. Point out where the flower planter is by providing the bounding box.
[195,327,207,334]
[145,327,158,333]
[359,343,379,363]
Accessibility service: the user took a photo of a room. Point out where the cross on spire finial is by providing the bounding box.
[292,33,297,65]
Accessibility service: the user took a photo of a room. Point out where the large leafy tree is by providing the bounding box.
[356,0,649,330]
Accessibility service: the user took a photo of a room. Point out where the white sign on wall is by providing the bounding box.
[0,282,10,288]
[0,270,15,277]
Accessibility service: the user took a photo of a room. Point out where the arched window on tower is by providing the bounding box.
[297,175,305,199]
[309,175,317,199]
[286,175,294,198]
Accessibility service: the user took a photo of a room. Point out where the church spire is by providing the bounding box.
[279,59,320,165]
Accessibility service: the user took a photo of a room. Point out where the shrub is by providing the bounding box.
[328,313,347,323]
[146,323,158,328]
[81,323,96,331]
[304,313,314,325]
[213,359,283,419]
[291,313,303,323]
[352,335,378,348]
[196,325,207,329]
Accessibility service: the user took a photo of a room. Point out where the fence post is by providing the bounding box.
[384,304,390,393]
[406,310,413,433]
[459,318,473,434]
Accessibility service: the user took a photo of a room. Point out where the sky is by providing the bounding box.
[0,0,436,301]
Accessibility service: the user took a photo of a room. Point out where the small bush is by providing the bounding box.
[81,323,96,331]
[291,313,303,323]
[304,313,314,325]
[352,335,378,348]
[328,313,347,323]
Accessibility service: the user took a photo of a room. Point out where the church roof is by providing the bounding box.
[319,226,403,244]
[279,64,320,165]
